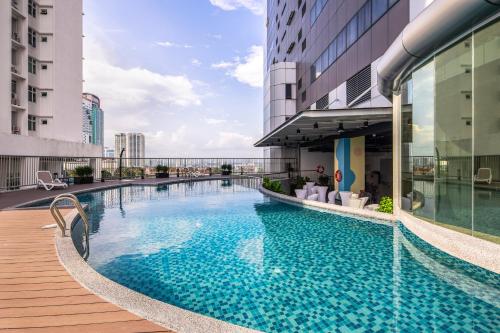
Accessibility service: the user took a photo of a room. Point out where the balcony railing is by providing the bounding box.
[11,0,18,9]
[0,155,297,191]
[11,32,21,43]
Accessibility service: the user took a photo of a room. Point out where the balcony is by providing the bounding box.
[11,32,24,49]
[11,0,18,9]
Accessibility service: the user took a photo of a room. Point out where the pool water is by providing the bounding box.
[55,180,498,332]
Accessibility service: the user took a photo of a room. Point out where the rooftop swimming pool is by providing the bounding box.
[34,179,499,332]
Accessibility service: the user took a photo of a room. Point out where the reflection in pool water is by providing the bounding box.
[53,180,498,332]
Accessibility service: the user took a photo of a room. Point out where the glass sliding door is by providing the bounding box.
[434,37,473,234]
[473,20,500,242]
[411,62,435,221]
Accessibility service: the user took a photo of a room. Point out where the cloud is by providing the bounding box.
[207,33,223,40]
[204,118,227,125]
[155,41,193,48]
[191,58,202,66]
[84,38,202,110]
[209,0,265,15]
[205,131,254,150]
[211,45,263,88]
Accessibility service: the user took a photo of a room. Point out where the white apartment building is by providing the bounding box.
[115,133,145,167]
[0,0,101,157]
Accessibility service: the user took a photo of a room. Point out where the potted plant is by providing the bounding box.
[73,166,94,184]
[221,164,232,176]
[377,196,394,214]
[155,165,169,178]
[140,168,145,179]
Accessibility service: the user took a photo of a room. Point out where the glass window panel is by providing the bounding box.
[328,39,337,65]
[337,29,346,55]
[401,78,413,212]
[316,58,322,76]
[411,61,435,221]
[473,20,500,241]
[358,2,371,35]
[347,17,358,47]
[434,36,473,235]
[372,0,387,23]
[321,50,329,72]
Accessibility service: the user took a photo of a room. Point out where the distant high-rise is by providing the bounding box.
[82,93,104,146]
[114,133,145,167]
[103,146,114,158]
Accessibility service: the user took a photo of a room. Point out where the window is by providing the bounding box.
[297,29,302,41]
[41,64,47,70]
[28,115,36,131]
[285,84,292,99]
[310,0,328,26]
[28,85,37,103]
[286,41,295,54]
[42,119,48,125]
[41,8,48,15]
[41,91,47,97]
[301,38,306,52]
[28,28,36,48]
[337,28,346,56]
[372,0,388,23]
[298,0,302,8]
[301,2,306,17]
[301,90,306,102]
[328,39,337,65]
[41,36,47,42]
[281,30,286,41]
[357,2,371,36]
[28,56,36,74]
[28,0,36,17]
[298,78,302,91]
[321,50,329,72]
[346,16,358,48]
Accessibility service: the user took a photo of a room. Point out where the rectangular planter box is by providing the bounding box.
[73,176,94,184]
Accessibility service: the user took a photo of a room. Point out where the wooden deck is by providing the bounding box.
[0,209,173,333]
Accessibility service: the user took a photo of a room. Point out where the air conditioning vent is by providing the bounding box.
[316,94,329,110]
[346,65,371,106]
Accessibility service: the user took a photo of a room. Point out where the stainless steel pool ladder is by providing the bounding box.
[50,193,90,259]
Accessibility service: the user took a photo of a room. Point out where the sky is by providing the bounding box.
[83,0,266,157]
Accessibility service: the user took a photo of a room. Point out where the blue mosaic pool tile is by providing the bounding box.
[62,180,499,333]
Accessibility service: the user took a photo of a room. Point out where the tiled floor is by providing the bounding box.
[0,209,173,333]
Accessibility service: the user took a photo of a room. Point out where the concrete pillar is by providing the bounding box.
[392,94,402,214]
[334,136,365,193]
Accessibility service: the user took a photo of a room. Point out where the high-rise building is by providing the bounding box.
[114,133,145,167]
[256,0,431,198]
[82,93,104,146]
[0,0,101,157]
[103,146,114,158]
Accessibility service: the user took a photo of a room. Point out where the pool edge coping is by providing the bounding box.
[56,208,262,333]
[260,186,500,274]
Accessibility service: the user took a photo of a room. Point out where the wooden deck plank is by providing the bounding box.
[0,210,173,333]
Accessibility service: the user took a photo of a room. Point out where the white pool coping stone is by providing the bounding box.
[56,208,262,333]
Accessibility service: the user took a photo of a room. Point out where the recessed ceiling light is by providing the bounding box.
[338,123,345,133]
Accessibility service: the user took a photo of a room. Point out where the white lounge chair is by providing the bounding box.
[339,191,353,206]
[327,190,338,204]
[295,189,307,199]
[37,171,68,191]
[307,193,319,201]
[474,168,492,184]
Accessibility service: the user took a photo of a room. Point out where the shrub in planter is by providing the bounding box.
[221,164,232,176]
[318,174,329,186]
[262,177,283,194]
[155,165,170,178]
[73,166,94,184]
[377,196,394,214]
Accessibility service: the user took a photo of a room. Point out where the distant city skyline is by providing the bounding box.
[83,0,266,157]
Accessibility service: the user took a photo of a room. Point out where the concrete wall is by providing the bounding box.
[299,148,334,176]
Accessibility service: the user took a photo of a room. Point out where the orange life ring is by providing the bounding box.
[335,170,342,182]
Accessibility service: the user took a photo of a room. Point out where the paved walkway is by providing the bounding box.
[0,209,173,333]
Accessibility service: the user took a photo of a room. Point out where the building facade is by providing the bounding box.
[103,146,114,158]
[378,1,500,243]
[0,0,101,157]
[114,133,145,167]
[257,0,418,200]
[82,93,104,146]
